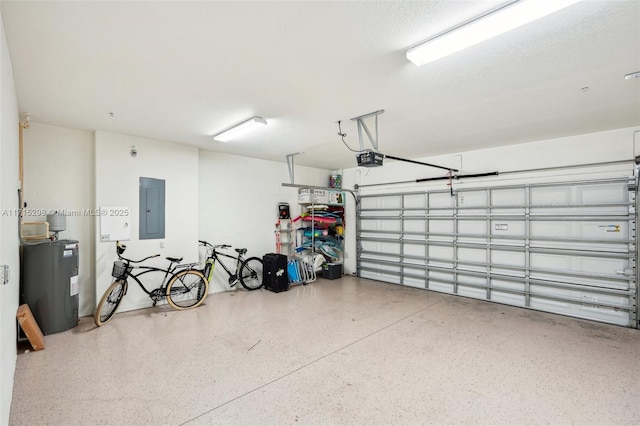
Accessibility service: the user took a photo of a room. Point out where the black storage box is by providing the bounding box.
[263,253,289,292]
[322,263,342,280]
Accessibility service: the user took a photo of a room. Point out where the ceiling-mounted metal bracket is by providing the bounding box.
[347,108,456,174]
[351,109,384,151]
[286,152,303,184]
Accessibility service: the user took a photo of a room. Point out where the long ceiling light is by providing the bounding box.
[407,0,583,67]
[213,116,267,142]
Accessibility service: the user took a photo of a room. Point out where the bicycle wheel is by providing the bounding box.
[166,269,208,310]
[94,279,127,327]
[239,257,264,290]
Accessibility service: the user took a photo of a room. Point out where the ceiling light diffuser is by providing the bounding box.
[213,116,267,142]
[407,0,583,66]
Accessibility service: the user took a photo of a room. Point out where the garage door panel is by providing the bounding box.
[360,218,385,231]
[404,279,426,289]
[457,190,487,207]
[403,194,426,209]
[378,196,402,209]
[360,263,402,284]
[361,271,402,284]
[531,183,627,205]
[379,220,401,232]
[530,187,573,204]
[404,220,425,233]
[491,188,525,206]
[458,247,487,264]
[531,221,630,241]
[530,284,630,308]
[358,177,637,328]
[530,274,630,291]
[429,220,454,234]
[576,183,629,204]
[429,193,455,208]
[490,250,526,267]
[529,297,630,327]
[429,245,454,260]
[403,243,426,257]
[491,279,526,293]
[457,283,487,299]
[491,289,526,306]
[491,220,525,237]
[428,279,455,293]
[530,253,628,279]
[458,220,486,235]
[379,242,401,254]
[359,240,384,253]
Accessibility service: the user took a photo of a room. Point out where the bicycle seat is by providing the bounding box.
[235,248,247,255]
[166,256,183,263]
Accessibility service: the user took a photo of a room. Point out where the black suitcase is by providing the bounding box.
[263,253,289,293]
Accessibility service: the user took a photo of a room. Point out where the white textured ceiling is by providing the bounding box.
[1,1,639,170]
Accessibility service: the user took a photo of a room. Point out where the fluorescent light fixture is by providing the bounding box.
[625,71,640,80]
[213,116,267,142]
[407,0,583,66]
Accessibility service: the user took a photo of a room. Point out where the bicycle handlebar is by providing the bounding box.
[115,242,161,263]
[127,253,161,264]
[199,240,231,250]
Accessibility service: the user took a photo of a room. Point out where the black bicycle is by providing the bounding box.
[198,240,263,290]
[95,242,208,326]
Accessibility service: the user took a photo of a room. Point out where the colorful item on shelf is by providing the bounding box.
[303,216,336,223]
[329,174,342,188]
[318,244,341,260]
[303,229,329,237]
[296,238,343,260]
[292,214,337,224]
[294,198,345,267]
[304,210,341,218]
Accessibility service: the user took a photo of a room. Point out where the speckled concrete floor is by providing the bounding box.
[9,276,640,425]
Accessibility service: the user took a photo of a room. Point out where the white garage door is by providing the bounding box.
[357,177,638,327]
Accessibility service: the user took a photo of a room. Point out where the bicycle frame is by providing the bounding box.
[124,263,180,296]
[199,240,252,287]
[95,241,210,327]
[202,247,244,285]
[115,245,198,302]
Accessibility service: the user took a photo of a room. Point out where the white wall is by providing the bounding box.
[342,126,640,274]
[19,125,332,314]
[95,131,199,312]
[198,150,329,292]
[0,10,20,426]
[22,123,94,316]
